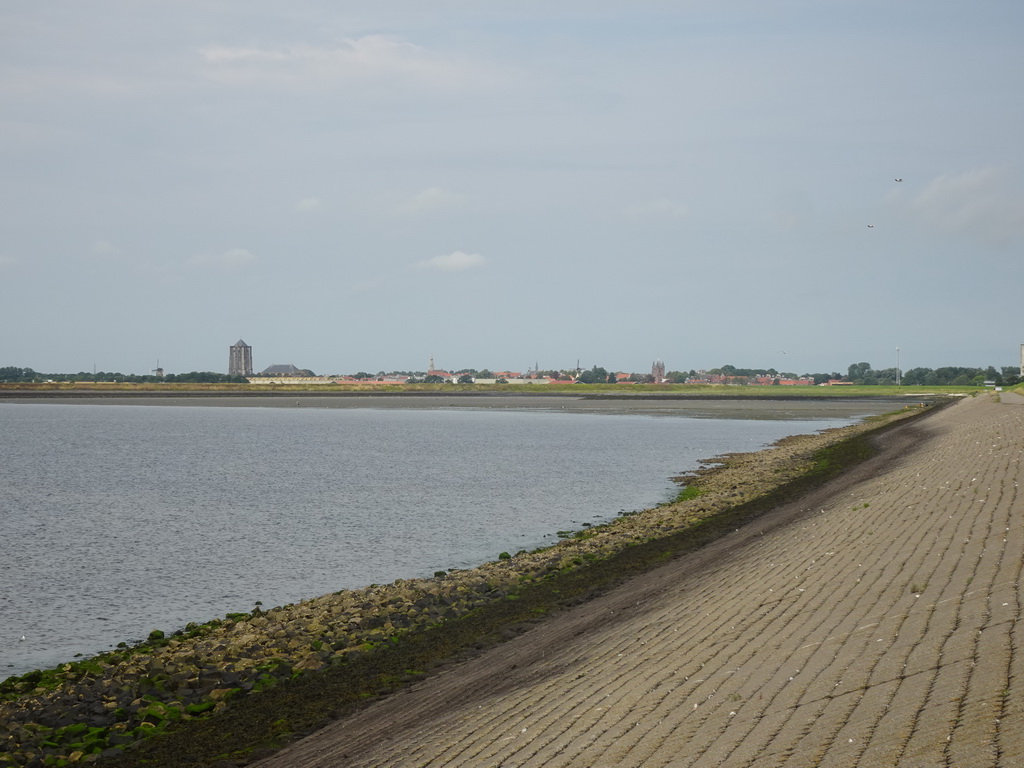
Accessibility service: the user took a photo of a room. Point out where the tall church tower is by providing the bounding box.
[652,359,666,383]
[229,339,253,377]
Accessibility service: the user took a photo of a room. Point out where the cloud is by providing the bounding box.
[416,250,485,272]
[908,168,1024,246]
[198,36,486,91]
[294,197,322,211]
[0,255,17,269]
[350,275,387,293]
[91,239,120,257]
[625,199,689,220]
[400,187,466,215]
[189,247,256,272]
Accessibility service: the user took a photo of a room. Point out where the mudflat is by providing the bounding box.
[257,392,1024,767]
[0,391,914,420]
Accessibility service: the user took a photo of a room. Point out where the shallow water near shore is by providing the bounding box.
[0,400,895,678]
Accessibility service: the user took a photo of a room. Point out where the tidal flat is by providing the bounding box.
[0,390,916,420]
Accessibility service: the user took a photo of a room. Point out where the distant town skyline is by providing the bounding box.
[7,338,1021,383]
[3,3,1022,377]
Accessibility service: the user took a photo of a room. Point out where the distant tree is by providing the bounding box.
[873,367,899,385]
[901,367,931,386]
[457,374,474,384]
[576,366,609,384]
[495,377,508,384]
[0,366,37,382]
[423,374,445,384]
[477,369,493,379]
[607,371,618,383]
[847,362,872,384]
[171,371,242,383]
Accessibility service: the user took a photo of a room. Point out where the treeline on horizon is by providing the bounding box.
[1,361,1020,387]
[0,367,249,384]
[676,362,1022,387]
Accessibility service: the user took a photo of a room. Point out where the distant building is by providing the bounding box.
[229,339,253,377]
[259,364,307,376]
[652,359,666,383]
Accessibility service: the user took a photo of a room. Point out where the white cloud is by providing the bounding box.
[416,250,485,272]
[189,247,256,271]
[400,187,466,215]
[91,239,120,256]
[294,197,322,211]
[625,199,689,220]
[908,168,1024,246]
[198,36,486,91]
[351,275,387,293]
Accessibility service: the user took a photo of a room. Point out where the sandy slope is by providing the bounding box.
[255,392,1024,768]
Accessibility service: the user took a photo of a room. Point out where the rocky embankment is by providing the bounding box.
[0,402,937,767]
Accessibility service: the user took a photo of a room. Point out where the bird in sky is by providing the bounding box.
[895,178,903,182]
[867,224,875,228]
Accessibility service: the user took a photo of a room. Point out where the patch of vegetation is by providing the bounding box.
[674,485,706,503]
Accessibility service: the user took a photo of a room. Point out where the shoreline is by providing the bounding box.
[261,390,1024,768]
[0,399,942,767]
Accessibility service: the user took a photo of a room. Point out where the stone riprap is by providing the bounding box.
[0,402,932,767]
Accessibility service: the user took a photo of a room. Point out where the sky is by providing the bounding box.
[2,1,1023,377]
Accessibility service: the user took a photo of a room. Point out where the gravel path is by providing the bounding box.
[256,392,1024,768]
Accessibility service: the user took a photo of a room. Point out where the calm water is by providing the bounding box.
[2,403,862,678]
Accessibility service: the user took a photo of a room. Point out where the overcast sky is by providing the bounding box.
[3,1,1023,376]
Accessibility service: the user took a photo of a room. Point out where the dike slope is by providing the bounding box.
[255,392,1024,768]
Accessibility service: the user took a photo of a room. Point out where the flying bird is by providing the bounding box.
[895,178,903,182]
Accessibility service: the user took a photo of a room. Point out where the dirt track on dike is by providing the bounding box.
[255,392,1024,768]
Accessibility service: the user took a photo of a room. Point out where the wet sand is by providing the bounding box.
[256,391,1024,767]
[0,391,917,420]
